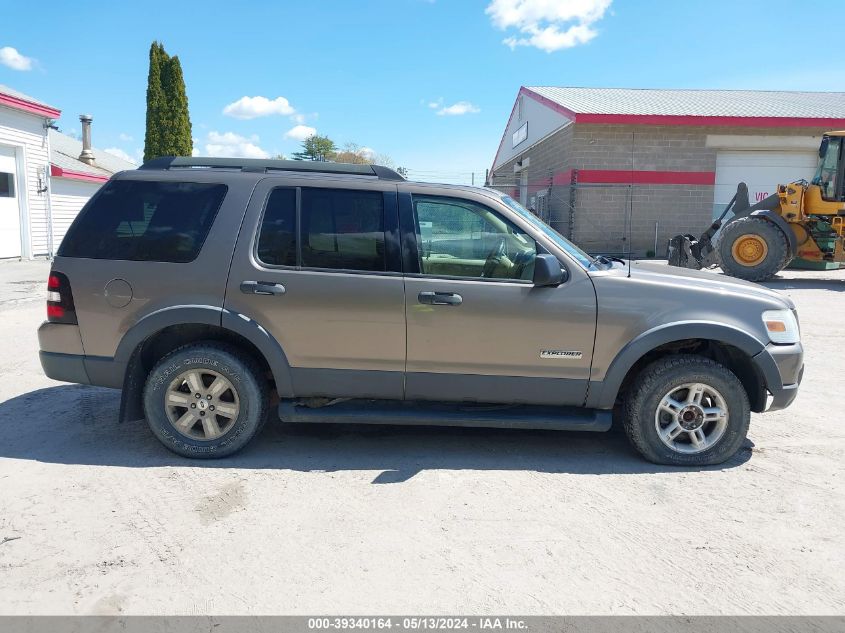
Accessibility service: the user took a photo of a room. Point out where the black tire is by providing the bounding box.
[623,355,750,466]
[143,342,269,458]
[716,216,791,281]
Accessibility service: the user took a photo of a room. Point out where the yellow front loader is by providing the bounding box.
[668,131,845,281]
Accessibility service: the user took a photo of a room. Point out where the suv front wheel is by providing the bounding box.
[624,355,750,466]
[143,342,269,458]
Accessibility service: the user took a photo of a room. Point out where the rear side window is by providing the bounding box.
[59,180,227,262]
[301,188,385,271]
[256,188,297,266]
[256,187,386,272]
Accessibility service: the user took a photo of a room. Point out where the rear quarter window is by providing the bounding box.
[58,180,228,263]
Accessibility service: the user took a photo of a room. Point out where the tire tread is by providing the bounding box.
[143,340,270,458]
[716,216,792,281]
[623,354,750,466]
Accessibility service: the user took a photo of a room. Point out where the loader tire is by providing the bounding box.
[716,216,791,281]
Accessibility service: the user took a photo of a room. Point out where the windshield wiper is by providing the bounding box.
[594,254,626,268]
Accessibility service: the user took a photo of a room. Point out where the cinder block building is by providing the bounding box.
[488,87,845,255]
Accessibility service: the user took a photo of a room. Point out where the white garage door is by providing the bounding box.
[0,145,21,258]
[714,150,819,218]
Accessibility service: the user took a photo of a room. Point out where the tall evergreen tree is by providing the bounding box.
[143,42,166,162]
[143,41,192,161]
[162,55,193,157]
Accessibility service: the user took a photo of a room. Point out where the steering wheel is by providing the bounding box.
[511,249,532,278]
[481,239,507,278]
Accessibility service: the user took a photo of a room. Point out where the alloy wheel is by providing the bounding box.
[164,369,240,440]
[654,382,729,454]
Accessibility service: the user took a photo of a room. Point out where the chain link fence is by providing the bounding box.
[486,174,670,258]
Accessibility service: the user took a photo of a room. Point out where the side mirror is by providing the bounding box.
[819,137,829,159]
[533,253,567,287]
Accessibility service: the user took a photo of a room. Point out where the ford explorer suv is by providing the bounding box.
[38,157,804,465]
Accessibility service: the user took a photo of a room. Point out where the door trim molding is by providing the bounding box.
[405,371,588,407]
[291,368,404,400]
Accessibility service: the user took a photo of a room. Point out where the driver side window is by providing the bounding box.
[412,195,537,281]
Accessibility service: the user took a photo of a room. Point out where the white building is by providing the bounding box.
[0,84,135,259]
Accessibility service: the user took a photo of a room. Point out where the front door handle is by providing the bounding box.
[418,291,462,306]
[240,280,286,296]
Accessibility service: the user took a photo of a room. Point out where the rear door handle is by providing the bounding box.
[240,280,286,296]
[418,291,462,306]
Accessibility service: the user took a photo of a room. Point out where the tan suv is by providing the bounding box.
[38,157,804,465]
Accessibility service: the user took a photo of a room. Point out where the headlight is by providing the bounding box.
[762,309,800,344]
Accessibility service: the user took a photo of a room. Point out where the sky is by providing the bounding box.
[2,0,844,184]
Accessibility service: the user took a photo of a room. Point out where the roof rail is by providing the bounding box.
[138,156,406,181]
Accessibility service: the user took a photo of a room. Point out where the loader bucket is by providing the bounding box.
[667,234,704,270]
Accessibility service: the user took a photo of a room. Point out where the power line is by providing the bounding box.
[403,168,490,186]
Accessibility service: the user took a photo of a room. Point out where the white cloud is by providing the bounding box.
[284,125,317,141]
[118,132,133,142]
[485,0,611,52]
[222,95,295,119]
[0,46,34,71]
[199,131,270,159]
[437,101,481,116]
[103,148,138,165]
[359,147,376,160]
[427,98,443,109]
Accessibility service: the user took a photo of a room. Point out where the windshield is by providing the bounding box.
[495,193,596,269]
[812,136,841,200]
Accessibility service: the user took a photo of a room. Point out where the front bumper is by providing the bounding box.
[752,342,804,412]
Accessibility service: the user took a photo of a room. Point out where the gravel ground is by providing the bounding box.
[0,259,843,615]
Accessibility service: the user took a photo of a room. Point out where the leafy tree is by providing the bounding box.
[292,134,337,161]
[333,142,374,164]
[143,41,193,161]
[289,136,408,176]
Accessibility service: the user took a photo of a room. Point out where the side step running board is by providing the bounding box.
[278,399,612,432]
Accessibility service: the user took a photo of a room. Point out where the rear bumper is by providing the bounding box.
[39,350,91,384]
[38,321,124,388]
[752,342,804,412]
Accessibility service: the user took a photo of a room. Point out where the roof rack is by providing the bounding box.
[138,156,406,181]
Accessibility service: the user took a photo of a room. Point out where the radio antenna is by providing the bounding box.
[627,193,633,277]
[628,132,634,278]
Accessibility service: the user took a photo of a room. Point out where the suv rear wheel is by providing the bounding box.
[143,342,269,458]
[623,355,750,466]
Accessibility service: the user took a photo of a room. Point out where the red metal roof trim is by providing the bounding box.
[0,92,61,119]
[50,164,109,183]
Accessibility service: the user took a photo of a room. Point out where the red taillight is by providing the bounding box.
[46,271,76,324]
